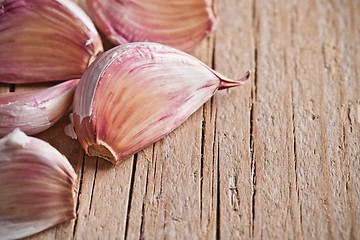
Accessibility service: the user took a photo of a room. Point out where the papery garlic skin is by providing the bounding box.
[0,129,77,240]
[0,0,103,83]
[72,42,249,165]
[0,79,79,136]
[86,0,217,51]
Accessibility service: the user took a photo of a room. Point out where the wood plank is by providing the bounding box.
[338,0,360,238]
[250,0,301,239]
[73,157,134,239]
[292,0,339,239]
[316,0,359,238]
[214,0,254,239]
[191,38,218,239]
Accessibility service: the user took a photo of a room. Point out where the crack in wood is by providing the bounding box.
[152,145,158,198]
[210,97,214,119]
[210,27,218,238]
[291,63,304,237]
[163,208,167,240]
[200,106,205,221]
[139,153,151,240]
[124,154,138,240]
[229,175,240,212]
[159,157,164,198]
[250,0,258,234]
[289,1,305,235]
[72,153,86,240]
[216,140,220,240]
[211,37,216,70]
[347,106,353,133]
[88,158,98,212]
[252,0,258,100]
[250,121,256,239]
[249,92,256,237]
[321,44,330,71]
[212,109,217,175]
[209,101,218,239]
[9,84,15,92]
[211,107,218,234]
[151,143,165,239]
[292,84,303,230]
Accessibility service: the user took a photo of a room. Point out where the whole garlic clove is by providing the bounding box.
[85,0,217,51]
[0,79,79,137]
[0,0,103,83]
[72,42,250,165]
[0,129,77,240]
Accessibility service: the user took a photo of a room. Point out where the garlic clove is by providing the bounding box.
[85,0,217,51]
[0,79,79,137]
[0,0,103,84]
[72,42,249,165]
[0,129,77,240]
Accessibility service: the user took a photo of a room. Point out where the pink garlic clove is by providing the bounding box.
[0,129,77,240]
[0,79,79,136]
[72,42,250,165]
[0,0,103,83]
[85,0,217,51]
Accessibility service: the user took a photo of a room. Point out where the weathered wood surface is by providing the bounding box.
[1,0,357,239]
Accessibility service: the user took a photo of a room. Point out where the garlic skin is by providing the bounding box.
[0,129,77,240]
[0,0,103,83]
[86,0,217,51]
[0,79,79,137]
[72,42,249,165]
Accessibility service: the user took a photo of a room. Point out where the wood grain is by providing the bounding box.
[214,0,253,239]
[1,0,357,239]
[251,0,301,239]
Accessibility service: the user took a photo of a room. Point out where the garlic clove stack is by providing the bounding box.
[72,42,249,165]
[0,0,103,84]
[85,0,217,51]
[0,129,77,240]
[0,79,79,137]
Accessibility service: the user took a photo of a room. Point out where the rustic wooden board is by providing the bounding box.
[1,0,357,239]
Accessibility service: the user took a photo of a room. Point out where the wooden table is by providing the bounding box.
[1,0,359,239]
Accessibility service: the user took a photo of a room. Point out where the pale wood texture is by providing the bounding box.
[1,0,357,239]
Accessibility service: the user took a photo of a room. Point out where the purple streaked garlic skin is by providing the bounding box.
[85,0,217,51]
[0,79,79,137]
[0,0,103,83]
[0,129,77,240]
[72,42,250,165]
